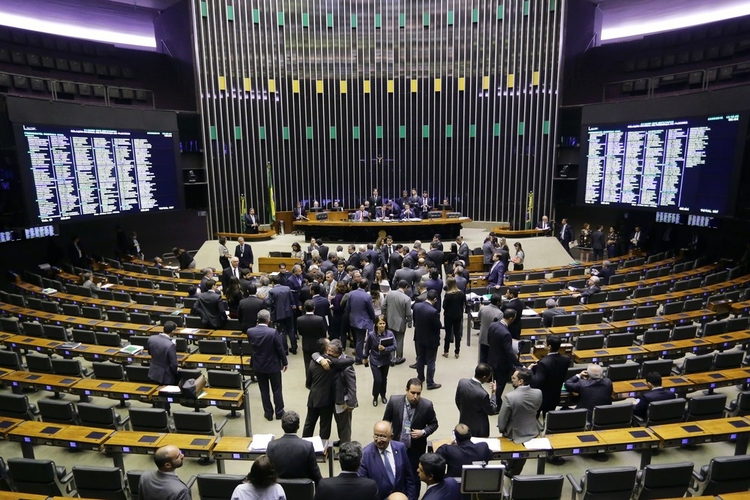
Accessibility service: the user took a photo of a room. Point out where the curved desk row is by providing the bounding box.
[292,217,471,242]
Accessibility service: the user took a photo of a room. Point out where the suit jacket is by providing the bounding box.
[487,261,505,287]
[413,301,441,348]
[595,266,615,285]
[426,249,445,269]
[501,298,524,340]
[139,470,191,500]
[478,304,502,346]
[147,334,178,385]
[579,285,601,304]
[457,243,470,264]
[192,291,226,328]
[497,385,542,444]
[221,266,244,289]
[633,387,676,419]
[235,243,254,268]
[346,288,376,330]
[247,324,287,374]
[487,321,521,375]
[387,252,403,281]
[297,313,328,353]
[591,230,605,250]
[306,358,335,408]
[422,477,460,500]
[482,242,495,264]
[383,395,438,457]
[558,224,573,246]
[358,440,417,500]
[243,213,259,234]
[237,295,264,332]
[530,352,571,412]
[383,289,413,333]
[315,471,379,500]
[393,267,417,297]
[455,378,498,438]
[311,295,331,321]
[436,441,493,478]
[541,307,566,328]
[265,285,294,320]
[564,375,613,416]
[266,433,322,483]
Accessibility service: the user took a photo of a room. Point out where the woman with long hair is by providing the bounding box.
[511,242,525,271]
[290,242,304,260]
[363,315,397,407]
[579,222,592,263]
[225,276,244,318]
[231,454,286,500]
[442,277,466,359]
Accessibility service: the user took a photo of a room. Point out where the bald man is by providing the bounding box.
[139,445,191,500]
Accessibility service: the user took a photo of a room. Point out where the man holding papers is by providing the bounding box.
[497,367,542,477]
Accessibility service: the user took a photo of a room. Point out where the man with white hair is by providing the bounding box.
[571,276,601,304]
[541,298,566,328]
[564,363,612,419]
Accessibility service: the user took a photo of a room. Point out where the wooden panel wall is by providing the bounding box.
[191,0,563,234]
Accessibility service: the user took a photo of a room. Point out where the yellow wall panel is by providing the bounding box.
[363,80,371,94]
[482,76,490,89]
[268,79,276,92]
[411,79,418,93]
[532,71,540,86]
[218,76,226,90]
[340,80,347,94]
[292,80,300,93]
[507,74,515,88]
[458,77,465,91]
[316,80,324,94]
[243,78,251,92]
[387,80,395,93]
[434,78,441,92]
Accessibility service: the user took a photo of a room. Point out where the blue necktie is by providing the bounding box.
[383,450,395,486]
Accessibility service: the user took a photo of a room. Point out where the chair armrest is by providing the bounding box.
[30,404,39,415]
[61,471,75,489]
[242,378,254,390]
[81,367,91,377]
[632,414,645,426]
[185,475,198,489]
[691,468,706,482]
[671,366,681,376]
[566,474,582,500]
[117,415,131,430]
[215,417,228,435]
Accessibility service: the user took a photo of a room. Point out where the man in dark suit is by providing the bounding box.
[383,378,439,484]
[221,256,244,289]
[199,267,216,293]
[315,441,379,500]
[501,287,524,341]
[298,300,328,369]
[426,242,445,277]
[266,410,322,484]
[147,321,179,386]
[243,207,260,234]
[358,420,417,500]
[346,280,376,364]
[487,252,505,290]
[557,218,574,256]
[304,339,349,439]
[572,276,601,304]
[591,260,615,285]
[529,334,570,415]
[417,454,460,500]
[487,310,522,398]
[454,363,497,438]
[400,203,417,219]
[633,372,676,419]
[536,215,552,235]
[293,201,308,222]
[235,237,254,271]
[591,225,606,261]
[629,225,644,251]
[394,258,418,298]
[265,275,296,355]
[456,236,470,265]
[247,310,288,421]
[368,188,383,219]
[192,279,226,329]
[387,244,404,283]
[413,290,442,390]
[139,445,191,500]
[541,298,566,328]
[436,424,493,477]
[564,363,612,419]
[237,284,264,333]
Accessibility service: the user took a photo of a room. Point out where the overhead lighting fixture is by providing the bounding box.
[601,4,750,41]
[0,12,156,48]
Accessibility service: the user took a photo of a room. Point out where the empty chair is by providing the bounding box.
[527,272,545,280]
[567,466,638,500]
[690,455,750,496]
[606,363,639,382]
[185,315,203,328]
[134,294,155,306]
[634,398,686,426]
[639,359,674,377]
[551,314,577,327]
[183,297,198,310]
[651,283,670,295]
[25,353,53,373]
[51,358,90,378]
[633,461,694,500]
[635,305,658,318]
[173,411,227,438]
[92,361,125,380]
[39,300,59,313]
[95,331,122,347]
[129,407,172,433]
[575,335,605,351]
[158,281,177,291]
[507,475,565,500]
[569,267,586,276]
[129,312,152,325]
[590,403,633,430]
[38,398,78,425]
[42,324,68,341]
[606,289,629,301]
[543,409,588,435]
[81,306,104,320]
[639,328,670,345]
[685,394,727,421]
[567,279,586,289]
[0,393,38,420]
[672,280,690,292]
[112,291,131,302]
[726,316,750,332]
[675,353,714,375]
[0,350,23,370]
[551,269,568,278]
[160,314,184,327]
[138,279,155,289]
[7,458,75,497]
[72,465,128,500]
[207,370,249,418]
[21,322,45,338]
[123,277,139,287]
[129,336,150,348]
[726,391,750,417]
[106,309,129,322]
[77,402,130,430]
[643,269,659,280]
[631,286,652,299]
[683,298,704,311]
[661,301,684,315]
[97,289,114,300]
[175,337,193,353]
[588,292,607,304]
[126,470,145,500]
[0,316,20,334]
[557,296,580,307]
[713,350,743,369]
[606,333,634,348]
[671,324,698,341]
[156,295,177,308]
[196,474,245,500]
[125,365,153,383]
[624,271,641,282]
[72,328,97,344]
[579,312,603,325]
[520,316,542,329]
[702,320,727,337]
[198,339,228,355]
[519,284,539,294]
[540,282,562,292]
[60,303,81,316]
[611,308,635,322]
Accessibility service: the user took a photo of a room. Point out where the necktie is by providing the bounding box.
[383,450,395,486]
[235,267,239,278]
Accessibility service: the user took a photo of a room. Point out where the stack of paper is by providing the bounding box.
[302,436,325,453]
[119,345,144,355]
[470,437,501,452]
[249,434,275,451]
[523,438,552,450]
[159,385,182,393]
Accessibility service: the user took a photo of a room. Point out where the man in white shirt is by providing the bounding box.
[358,421,417,500]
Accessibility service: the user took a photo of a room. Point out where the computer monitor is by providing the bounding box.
[460,464,505,495]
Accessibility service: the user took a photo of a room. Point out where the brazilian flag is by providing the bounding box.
[267,162,276,223]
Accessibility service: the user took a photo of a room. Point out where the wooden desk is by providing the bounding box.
[126,302,182,317]
[0,370,80,394]
[613,376,694,398]
[110,284,187,298]
[704,330,750,350]
[0,491,47,500]
[4,335,65,355]
[257,257,303,273]
[0,416,24,437]
[183,354,233,369]
[7,421,68,458]
[596,427,660,468]
[97,320,158,335]
[491,228,547,238]
[730,300,750,316]
[641,338,713,358]
[431,437,546,473]
[52,425,115,452]
[650,421,711,447]
[151,387,244,414]
[159,433,216,459]
[546,431,608,461]
[519,328,552,340]
[103,430,168,469]
[688,368,750,393]
[662,309,716,325]
[214,229,276,241]
[696,416,750,455]
[107,267,199,284]
[56,343,122,362]
[292,217,470,242]
[70,379,158,403]
[573,345,649,365]
[213,435,333,476]
[549,323,614,337]
[583,300,639,313]
[607,317,671,333]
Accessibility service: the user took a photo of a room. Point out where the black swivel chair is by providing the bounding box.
[606,363,640,382]
[126,470,145,500]
[129,407,172,433]
[125,365,153,383]
[0,350,23,371]
[106,309,130,322]
[684,394,727,421]
[0,393,39,420]
[566,466,638,500]
[606,333,634,348]
[690,455,750,496]
[590,404,633,430]
[198,340,228,355]
[94,331,123,347]
[637,329,670,345]
[635,305,658,319]
[725,391,750,417]
[661,301,684,315]
[543,409,588,435]
[579,312,603,325]
[633,461,694,500]
[633,398,686,426]
[640,359,676,378]
[77,402,130,431]
[38,398,79,425]
[671,324,698,341]
[551,314,577,327]
[575,335,605,351]
[507,475,565,500]
[72,328,97,344]
[195,474,245,500]
[25,353,53,373]
[674,353,713,375]
[72,466,128,500]
[278,478,315,500]
[21,322,45,338]
[611,308,636,322]
[713,350,744,370]
[7,458,75,497]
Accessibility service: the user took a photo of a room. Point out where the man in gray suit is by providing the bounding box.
[541,298,566,328]
[455,363,498,437]
[147,321,179,414]
[382,280,413,365]
[497,367,542,477]
[139,445,191,500]
[393,258,418,298]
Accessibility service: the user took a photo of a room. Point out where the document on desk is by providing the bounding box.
[180,328,199,334]
[523,438,552,450]
[159,385,182,393]
[249,434,275,451]
[470,437,501,452]
[303,436,325,453]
